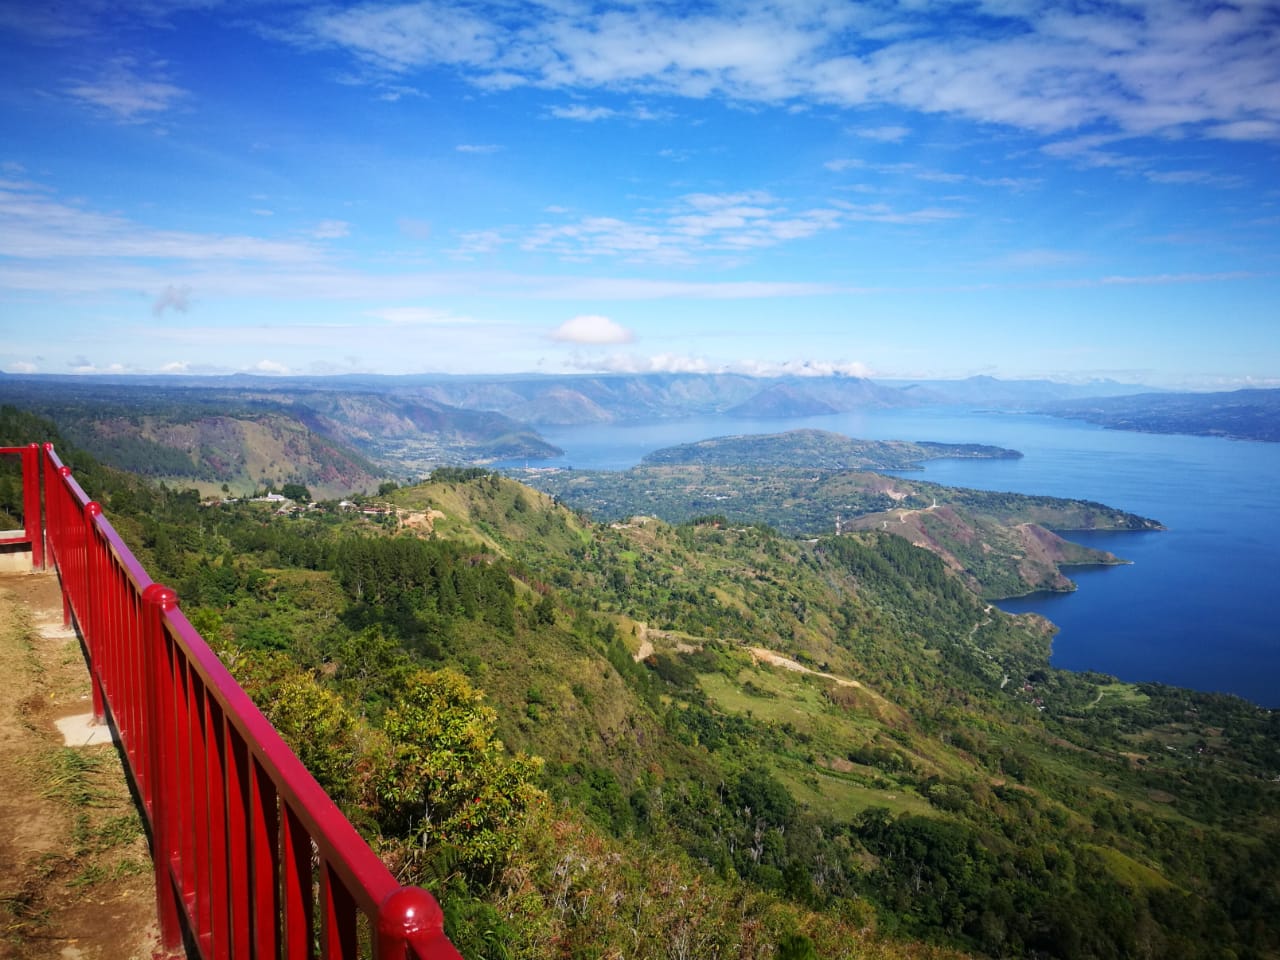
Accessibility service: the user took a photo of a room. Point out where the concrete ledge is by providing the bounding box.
[55,712,117,747]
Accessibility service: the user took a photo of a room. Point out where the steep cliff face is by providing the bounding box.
[848,504,1126,598]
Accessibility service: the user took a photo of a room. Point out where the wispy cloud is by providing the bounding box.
[548,105,617,122]
[511,190,916,265]
[567,352,874,377]
[296,0,1280,150]
[827,157,1040,192]
[854,125,910,143]
[66,57,186,121]
[311,219,351,239]
[364,306,473,325]
[456,143,503,153]
[547,103,669,122]
[0,181,327,262]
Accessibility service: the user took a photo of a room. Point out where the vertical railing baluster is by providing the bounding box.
[251,761,282,958]
[322,864,359,959]
[282,805,316,959]
[225,726,253,959]
[143,584,183,952]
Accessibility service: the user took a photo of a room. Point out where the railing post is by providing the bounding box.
[144,583,184,954]
[57,465,73,627]
[377,887,461,960]
[22,443,42,570]
[84,502,104,722]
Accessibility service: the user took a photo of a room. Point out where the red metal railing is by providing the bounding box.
[0,444,44,569]
[29,443,462,960]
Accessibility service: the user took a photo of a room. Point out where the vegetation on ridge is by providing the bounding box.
[3,405,1278,960]
[514,430,1161,598]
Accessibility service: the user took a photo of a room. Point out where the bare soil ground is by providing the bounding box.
[0,571,160,960]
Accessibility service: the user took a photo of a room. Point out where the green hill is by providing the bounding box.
[7,405,1277,960]
[513,460,1161,598]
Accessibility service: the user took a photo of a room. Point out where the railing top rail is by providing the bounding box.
[44,445,94,507]
[45,447,154,595]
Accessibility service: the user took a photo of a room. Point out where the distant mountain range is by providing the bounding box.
[4,372,1269,496]
[5,371,1158,426]
[1041,387,1280,442]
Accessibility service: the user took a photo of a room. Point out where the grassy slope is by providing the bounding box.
[57,448,1277,960]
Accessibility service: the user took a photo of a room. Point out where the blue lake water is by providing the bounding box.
[507,409,1280,707]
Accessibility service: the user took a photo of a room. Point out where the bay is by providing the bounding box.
[508,408,1280,707]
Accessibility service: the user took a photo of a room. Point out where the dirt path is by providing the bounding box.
[747,647,863,688]
[0,571,159,960]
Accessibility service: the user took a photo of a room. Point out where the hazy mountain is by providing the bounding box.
[877,375,1158,408]
[1042,387,1280,441]
[0,377,561,493]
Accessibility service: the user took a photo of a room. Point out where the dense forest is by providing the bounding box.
[3,405,1279,960]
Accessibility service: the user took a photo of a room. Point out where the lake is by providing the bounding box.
[507,408,1280,707]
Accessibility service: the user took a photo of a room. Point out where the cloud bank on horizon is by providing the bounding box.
[0,0,1277,388]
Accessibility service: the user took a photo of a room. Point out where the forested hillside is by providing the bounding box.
[515,459,1162,598]
[0,379,560,496]
[4,406,1278,960]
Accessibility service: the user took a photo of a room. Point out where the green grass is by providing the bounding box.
[1086,844,1176,892]
[1089,681,1150,709]
[774,764,934,821]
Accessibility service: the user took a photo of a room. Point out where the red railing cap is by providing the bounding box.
[378,886,445,941]
[141,582,179,610]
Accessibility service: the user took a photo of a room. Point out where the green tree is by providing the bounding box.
[281,482,311,501]
[373,669,544,877]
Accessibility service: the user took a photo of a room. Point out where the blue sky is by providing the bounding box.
[1,0,1277,388]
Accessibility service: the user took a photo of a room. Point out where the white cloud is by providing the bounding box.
[567,353,874,377]
[456,143,503,153]
[988,248,1081,269]
[550,315,635,344]
[68,360,128,375]
[293,0,1280,151]
[66,57,186,121]
[518,190,870,264]
[827,158,1040,191]
[450,228,507,257]
[548,105,617,121]
[548,103,668,122]
[567,352,714,374]
[252,359,290,374]
[0,258,849,303]
[365,306,472,325]
[4,361,38,374]
[854,125,910,142]
[732,359,875,378]
[837,202,960,225]
[160,361,191,373]
[311,220,351,239]
[0,181,326,262]
[308,3,497,71]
